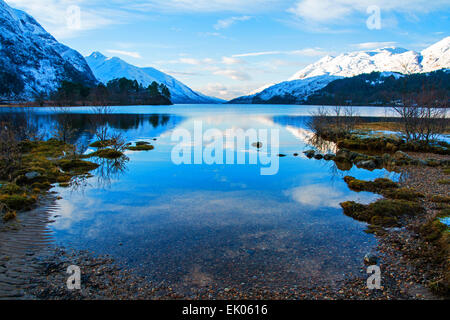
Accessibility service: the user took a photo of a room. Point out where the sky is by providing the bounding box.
[5,0,450,100]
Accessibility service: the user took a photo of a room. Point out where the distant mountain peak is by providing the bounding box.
[0,0,97,100]
[89,51,107,59]
[232,36,450,104]
[85,52,223,104]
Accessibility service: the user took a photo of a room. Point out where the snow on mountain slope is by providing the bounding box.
[421,37,450,72]
[231,37,450,104]
[0,0,97,100]
[86,52,223,104]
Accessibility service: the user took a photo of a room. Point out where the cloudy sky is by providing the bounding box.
[6,0,449,100]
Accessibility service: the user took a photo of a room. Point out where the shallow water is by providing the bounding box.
[2,105,400,292]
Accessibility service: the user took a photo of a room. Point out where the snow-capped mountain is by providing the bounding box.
[85,52,223,104]
[230,37,450,104]
[0,0,97,101]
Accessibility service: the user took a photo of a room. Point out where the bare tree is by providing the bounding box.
[90,105,113,143]
[52,107,76,143]
[392,88,448,144]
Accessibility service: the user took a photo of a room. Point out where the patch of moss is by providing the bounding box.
[430,195,450,203]
[89,140,113,148]
[344,176,398,193]
[127,144,155,151]
[0,183,23,195]
[381,188,425,201]
[2,210,17,222]
[340,199,423,227]
[58,159,99,174]
[89,149,124,159]
[0,194,36,211]
[135,141,151,146]
[443,167,450,175]
[437,179,450,185]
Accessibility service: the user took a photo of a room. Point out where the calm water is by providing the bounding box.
[2,105,400,292]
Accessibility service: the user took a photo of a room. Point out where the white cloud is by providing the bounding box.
[5,0,131,38]
[214,16,252,30]
[232,48,329,58]
[221,56,245,65]
[126,0,281,13]
[106,49,142,58]
[213,69,251,81]
[199,83,257,100]
[352,41,397,50]
[288,0,450,25]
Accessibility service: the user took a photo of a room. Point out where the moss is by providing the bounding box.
[127,144,154,151]
[2,210,17,222]
[135,141,150,146]
[420,219,448,242]
[89,140,114,148]
[58,159,99,174]
[59,182,70,188]
[381,188,425,201]
[89,149,124,159]
[344,176,398,193]
[437,179,450,185]
[430,195,450,203]
[443,167,450,175]
[0,194,36,211]
[340,199,423,227]
[0,183,23,195]
[31,182,52,191]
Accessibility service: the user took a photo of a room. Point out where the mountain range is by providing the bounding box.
[85,52,223,104]
[0,0,97,101]
[229,37,450,104]
[0,0,220,104]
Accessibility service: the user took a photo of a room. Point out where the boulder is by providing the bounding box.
[303,150,315,158]
[323,154,335,161]
[314,154,323,160]
[357,160,376,169]
[25,172,41,180]
[393,151,412,161]
[364,253,378,266]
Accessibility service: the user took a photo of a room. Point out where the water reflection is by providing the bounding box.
[2,106,400,292]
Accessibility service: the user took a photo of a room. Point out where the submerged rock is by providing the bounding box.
[314,154,324,160]
[304,150,315,158]
[25,172,41,180]
[364,253,378,266]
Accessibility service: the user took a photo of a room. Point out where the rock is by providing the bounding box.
[364,253,378,265]
[357,160,376,169]
[252,142,263,149]
[323,154,335,161]
[25,171,40,180]
[394,151,412,161]
[314,154,323,160]
[382,153,391,163]
[278,154,287,157]
[303,150,315,158]
[336,149,350,160]
[293,153,299,157]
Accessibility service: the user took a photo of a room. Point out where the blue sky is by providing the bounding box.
[6,0,450,99]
